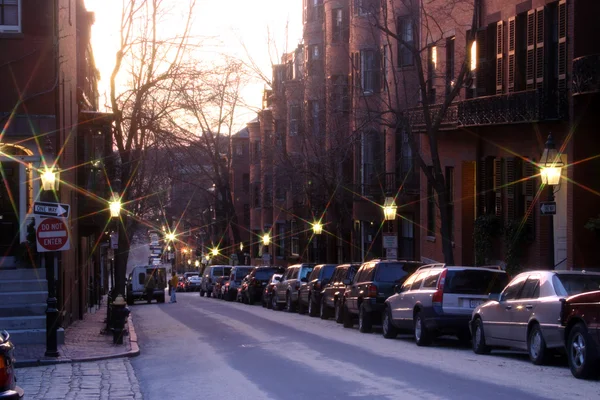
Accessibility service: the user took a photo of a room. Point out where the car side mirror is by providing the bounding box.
[489,293,501,302]
[322,278,330,286]
[342,279,351,285]
[393,284,401,293]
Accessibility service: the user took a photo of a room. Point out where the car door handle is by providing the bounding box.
[525,305,533,310]
[505,305,512,310]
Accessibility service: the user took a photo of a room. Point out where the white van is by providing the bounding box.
[126,265,168,305]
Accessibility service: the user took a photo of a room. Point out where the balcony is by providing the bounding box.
[385,171,419,196]
[573,54,600,96]
[404,88,567,131]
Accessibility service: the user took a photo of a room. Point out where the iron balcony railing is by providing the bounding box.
[573,54,600,95]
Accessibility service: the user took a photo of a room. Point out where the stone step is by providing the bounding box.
[0,268,45,281]
[7,328,64,345]
[0,304,46,318]
[0,291,47,305]
[0,316,45,330]
[0,279,47,292]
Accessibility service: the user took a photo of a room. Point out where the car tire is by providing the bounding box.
[286,293,295,313]
[319,297,330,320]
[247,293,254,305]
[358,303,373,333]
[200,290,205,297]
[206,291,211,298]
[567,322,600,379]
[413,311,432,346]
[266,294,273,309]
[308,294,318,317]
[342,304,353,328]
[382,307,398,339]
[472,318,491,355]
[528,323,550,365]
[272,293,282,311]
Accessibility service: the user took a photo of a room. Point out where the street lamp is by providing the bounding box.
[195,260,200,268]
[109,195,122,218]
[212,247,219,256]
[312,222,323,235]
[383,197,397,221]
[540,134,563,270]
[262,233,271,246]
[239,242,244,252]
[187,259,191,265]
[166,232,176,242]
[40,167,60,191]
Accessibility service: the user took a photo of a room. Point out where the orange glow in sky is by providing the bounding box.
[84,0,302,126]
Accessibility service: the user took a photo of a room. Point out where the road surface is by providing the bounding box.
[128,292,600,400]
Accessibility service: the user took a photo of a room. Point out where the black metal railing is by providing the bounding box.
[573,54,600,95]
[405,103,458,132]
[384,171,419,196]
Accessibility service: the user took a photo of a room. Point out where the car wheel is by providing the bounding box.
[382,307,398,339]
[567,323,600,379]
[358,303,372,333]
[413,311,432,346]
[272,293,281,311]
[528,324,550,365]
[335,300,344,324]
[342,304,353,328]
[206,291,211,298]
[247,293,254,305]
[286,293,295,313]
[319,297,330,320]
[200,290,205,297]
[472,318,491,355]
[308,294,318,317]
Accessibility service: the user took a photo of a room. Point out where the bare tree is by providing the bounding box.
[108,0,197,296]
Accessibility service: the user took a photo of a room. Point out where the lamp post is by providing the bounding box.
[262,233,271,265]
[383,197,398,260]
[107,193,121,333]
[539,134,564,270]
[40,167,60,357]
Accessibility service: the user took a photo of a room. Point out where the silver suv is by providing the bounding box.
[382,264,509,346]
[271,263,315,312]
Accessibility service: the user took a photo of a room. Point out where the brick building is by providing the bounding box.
[0,0,112,343]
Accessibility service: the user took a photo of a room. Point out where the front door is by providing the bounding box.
[0,161,20,257]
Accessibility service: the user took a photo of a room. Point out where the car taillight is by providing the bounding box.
[0,356,9,389]
[432,269,448,305]
[314,282,320,291]
[367,284,378,297]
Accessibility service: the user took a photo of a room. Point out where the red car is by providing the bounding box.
[561,290,600,379]
[0,331,24,399]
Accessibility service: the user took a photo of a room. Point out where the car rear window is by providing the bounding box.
[444,269,509,294]
[234,268,252,280]
[374,263,414,283]
[322,265,336,279]
[255,269,277,280]
[300,267,314,280]
[553,274,600,297]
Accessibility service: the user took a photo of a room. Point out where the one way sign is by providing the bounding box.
[33,201,70,218]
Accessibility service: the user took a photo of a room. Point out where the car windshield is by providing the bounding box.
[444,269,509,294]
[256,269,277,280]
[553,274,600,297]
[374,263,412,283]
[300,267,314,280]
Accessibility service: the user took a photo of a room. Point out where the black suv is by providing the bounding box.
[298,264,337,316]
[0,331,23,399]
[343,259,423,333]
[241,266,284,304]
[320,263,360,322]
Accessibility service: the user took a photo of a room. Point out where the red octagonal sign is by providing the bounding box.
[36,217,70,252]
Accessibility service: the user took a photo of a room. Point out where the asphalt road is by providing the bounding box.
[130,292,600,400]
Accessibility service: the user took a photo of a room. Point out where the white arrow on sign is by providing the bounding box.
[540,202,556,214]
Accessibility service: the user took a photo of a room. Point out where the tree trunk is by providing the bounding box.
[114,222,130,296]
[437,186,455,266]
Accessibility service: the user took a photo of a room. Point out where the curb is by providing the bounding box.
[15,313,140,368]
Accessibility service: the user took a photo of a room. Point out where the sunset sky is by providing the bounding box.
[84,0,302,127]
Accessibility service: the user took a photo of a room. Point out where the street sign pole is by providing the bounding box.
[44,250,59,357]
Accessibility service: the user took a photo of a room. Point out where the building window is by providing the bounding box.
[445,36,455,93]
[305,0,323,23]
[309,100,320,136]
[427,167,435,237]
[0,0,20,32]
[289,105,300,136]
[354,0,375,16]
[445,166,454,241]
[332,8,343,42]
[397,16,414,67]
[276,223,285,257]
[427,45,437,103]
[291,220,300,256]
[242,174,250,193]
[243,204,250,226]
[236,144,243,156]
[252,141,261,164]
[252,183,261,208]
[308,44,322,76]
[360,49,379,93]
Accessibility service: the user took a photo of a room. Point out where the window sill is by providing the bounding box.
[426,236,436,243]
[0,32,24,39]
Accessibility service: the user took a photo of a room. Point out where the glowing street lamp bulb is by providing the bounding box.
[109,198,121,218]
[313,222,323,235]
[194,260,200,267]
[212,248,218,256]
[540,166,561,186]
[383,197,397,221]
[166,232,175,241]
[41,168,57,191]
[187,259,191,265]
[262,233,271,246]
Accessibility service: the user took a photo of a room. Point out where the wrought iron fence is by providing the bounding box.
[573,54,600,95]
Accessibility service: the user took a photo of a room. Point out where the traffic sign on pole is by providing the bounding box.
[35,217,70,252]
[540,201,557,216]
[33,201,70,218]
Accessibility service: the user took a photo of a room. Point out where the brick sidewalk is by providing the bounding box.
[14,296,139,367]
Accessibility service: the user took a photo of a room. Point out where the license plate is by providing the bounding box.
[262,282,267,285]
[470,300,483,308]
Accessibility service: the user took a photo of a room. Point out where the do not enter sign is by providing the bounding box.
[36,217,71,252]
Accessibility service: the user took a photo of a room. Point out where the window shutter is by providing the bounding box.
[493,158,503,218]
[507,17,516,92]
[534,7,545,86]
[557,0,567,90]
[303,0,308,24]
[496,21,504,94]
[526,10,535,89]
[374,49,381,93]
[353,52,360,92]
[522,157,536,239]
[477,159,487,215]
[505,158,515,221]
[476,29,487,96]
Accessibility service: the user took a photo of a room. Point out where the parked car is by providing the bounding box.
[470,270,600,365]
[241,267,283,305]
[320,264,360,322]
[200,265,232,297]
[176,275,186,292]
[263,274,283,308]
[126,265,168,304]
[561,290,600,379]
[224,266,253,301]
[343,260,423,332]
[0,331,23,399]
[214,276,230,299]
[272,264,315,311]
[383,264,509,345]
[186,275,202,292]
[298,264,337,316]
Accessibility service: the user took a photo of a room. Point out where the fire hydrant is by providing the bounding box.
[111,295,130,345]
